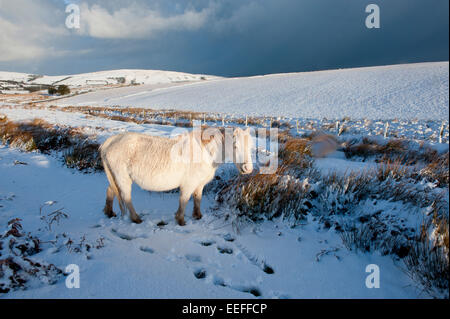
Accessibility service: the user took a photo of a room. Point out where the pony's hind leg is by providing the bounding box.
[117,178,142,224]
[103,185,117,218]
[107,167,142,224]
[192,186,204,220]
[125,198,142,224]
[175,190,192,226]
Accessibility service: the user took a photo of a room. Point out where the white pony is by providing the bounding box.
[100,127,253,225]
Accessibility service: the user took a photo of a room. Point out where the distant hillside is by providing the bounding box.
[57,62,449,120]
[0,69,219,87]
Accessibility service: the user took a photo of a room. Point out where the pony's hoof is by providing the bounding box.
[132,217,143,224]
[104,210,117,218]
[193,213,202,220]
[176,218,186,226]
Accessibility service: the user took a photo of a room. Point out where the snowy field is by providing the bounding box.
[0,111,423,298]
[56,62,449,120]
[0,63,449,299]
[0,145,420,298]
[0,69,218,87]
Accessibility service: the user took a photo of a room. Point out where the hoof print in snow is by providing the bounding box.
[157,220,168,227]
[185,254,201,262]
[217,246,233,254]
[194,268,207,279]
[199,240,215,247]
[223,234,235,242]
[13,160,28,166]
[140,246,155,254]
[111,229,134,241]
[213,276,226,287]
[262,264,274,274]
[240,287,261,297]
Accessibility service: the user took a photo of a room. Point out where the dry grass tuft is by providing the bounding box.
[63,142,102,171]
[375,159,412,182]
[404,216,449,298]
[0,117,75,152]
[340,223,403,255]
[279,137,312,171]
[217,134,319,222]
[0,116,102,171]
[217,172,314,222]
[421,152,449,187]
[343,137,439,165]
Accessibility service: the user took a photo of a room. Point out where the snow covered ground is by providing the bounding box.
[0,72,36,83]
[0,105,444,298]
[56,62,449,120]
[0,145,420,299]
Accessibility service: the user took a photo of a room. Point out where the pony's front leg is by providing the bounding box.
[192,185,204,220]
[175,190,191,226]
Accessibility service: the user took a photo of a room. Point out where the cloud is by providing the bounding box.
[0,0,68,62]
[0,0,447,76]
[78,2,214,39]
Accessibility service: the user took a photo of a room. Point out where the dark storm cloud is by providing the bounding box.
[0,0,448,76]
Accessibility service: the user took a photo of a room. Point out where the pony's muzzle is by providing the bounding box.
[241,163,253,174]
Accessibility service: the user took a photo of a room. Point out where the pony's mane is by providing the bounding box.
[200,127,226,146]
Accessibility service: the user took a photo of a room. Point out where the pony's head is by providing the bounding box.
[232,127,254,175]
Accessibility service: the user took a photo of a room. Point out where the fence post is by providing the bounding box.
[439,122,445,143]
[384,121,389,138]
[338,122,345,136]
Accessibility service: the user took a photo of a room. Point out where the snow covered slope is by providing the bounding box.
[57,62,449,120]
[0,69,218,86]
[0,71,38,83]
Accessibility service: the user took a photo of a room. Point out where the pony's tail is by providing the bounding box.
[100,144,126,213]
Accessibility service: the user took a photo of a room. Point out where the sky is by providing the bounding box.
[0,0,448,77]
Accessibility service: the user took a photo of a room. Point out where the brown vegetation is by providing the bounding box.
[343,137,439,164]
[0,116,101,171]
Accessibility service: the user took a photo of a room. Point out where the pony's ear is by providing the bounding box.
[233,127,243,136]
[245,127,251,133]
[201,127,223,145]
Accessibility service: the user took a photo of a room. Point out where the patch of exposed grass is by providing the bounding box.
[0,116,102,172]
[343,137,439,165]
[63,142,102,172]
[218,173,313,221]
[0,117,74,153]
[404,216,449,298]
[421,152,449,187]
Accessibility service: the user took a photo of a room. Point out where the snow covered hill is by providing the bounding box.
[56,62,449,120]
[0,69,218,87]
[0,71,38,83]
